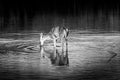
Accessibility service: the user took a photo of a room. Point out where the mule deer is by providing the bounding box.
[39,26,69,57]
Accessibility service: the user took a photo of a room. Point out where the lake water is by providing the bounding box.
[0,34,120,80]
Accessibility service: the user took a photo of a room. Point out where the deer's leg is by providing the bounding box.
[40,33,43,47]
[61,38,64,55]
[40,46,44,58]
[39,39,44,57]
[53,39,56,48]
[66,38,68,54]
[53,39,57,57]
[40,40,43,48]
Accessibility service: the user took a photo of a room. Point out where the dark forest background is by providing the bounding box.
[0,0,120,33]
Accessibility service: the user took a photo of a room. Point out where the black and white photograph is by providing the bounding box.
[0,0,120,80]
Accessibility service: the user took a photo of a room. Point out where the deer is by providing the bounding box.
[39,26,69,58]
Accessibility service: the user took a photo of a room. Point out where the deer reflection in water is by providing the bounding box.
[39,45,45,58]
[39,46,69,66]
[50,49,69,66]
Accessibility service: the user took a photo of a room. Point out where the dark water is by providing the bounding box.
[0,34,120,80]
[0,48,119,80]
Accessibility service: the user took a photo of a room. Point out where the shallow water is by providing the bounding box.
[0,33,120,80]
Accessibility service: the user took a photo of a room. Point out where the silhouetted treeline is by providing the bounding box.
[0,0,120,33]
[0,10,120,33]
